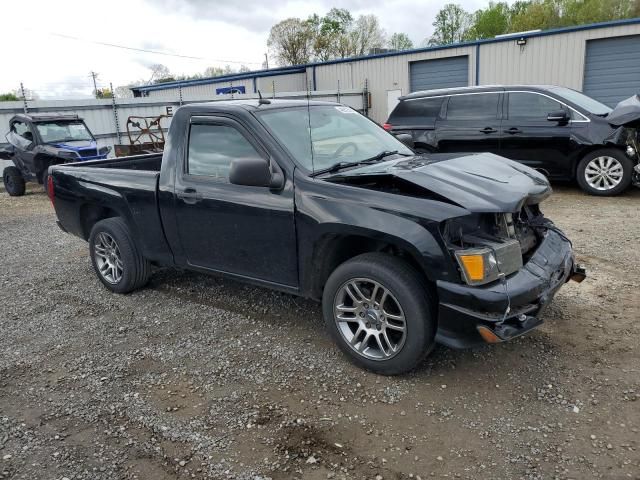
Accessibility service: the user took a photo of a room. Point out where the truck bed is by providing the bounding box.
[50,152,171,264]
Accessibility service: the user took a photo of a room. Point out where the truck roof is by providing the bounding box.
[10,113,81,123]
[187,99,342,112]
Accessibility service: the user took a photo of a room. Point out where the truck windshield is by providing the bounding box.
[256,105,413,172]
[35,121,94,143]
[549,87,612,115]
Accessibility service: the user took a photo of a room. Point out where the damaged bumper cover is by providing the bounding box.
[435,229,585,348]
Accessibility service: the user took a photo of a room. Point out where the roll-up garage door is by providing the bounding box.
[583,35,640,107]
[409,56,469,93]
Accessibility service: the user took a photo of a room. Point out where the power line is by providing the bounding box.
[47,32,262,65]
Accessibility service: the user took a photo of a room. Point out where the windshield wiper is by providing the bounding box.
[310,150,410,177]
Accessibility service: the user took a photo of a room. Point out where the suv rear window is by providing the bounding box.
[446,93,500,120]
[388,97,444,125]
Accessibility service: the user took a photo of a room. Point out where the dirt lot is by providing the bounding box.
[0,183,638,480]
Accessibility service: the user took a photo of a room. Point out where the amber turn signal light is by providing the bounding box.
[458,254,485,281]
[477,326,502,344]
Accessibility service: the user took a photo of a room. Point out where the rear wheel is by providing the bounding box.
[576,148,632,196]
[2,166,26,196]
[322,253,436,375]
[89,218,150,293]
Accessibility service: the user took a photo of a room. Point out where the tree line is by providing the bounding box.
[267,0,640,66]
[267,8,412,66]
[430,0,640,45]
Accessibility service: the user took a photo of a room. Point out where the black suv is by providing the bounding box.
[385,85,640,196]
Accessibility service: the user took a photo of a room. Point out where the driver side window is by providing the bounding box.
[187,123,263,182]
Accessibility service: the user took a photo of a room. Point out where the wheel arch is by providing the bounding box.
[80,203,124,240]
[573,144,627,178]
[304,228,438,301]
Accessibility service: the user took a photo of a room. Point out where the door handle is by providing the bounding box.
[177,188,202,204]
[504,127,522,134]
[479,127,497,134]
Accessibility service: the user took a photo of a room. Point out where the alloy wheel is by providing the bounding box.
[333,278,407,360]
[93,232,123,284]
[584,156,624,191]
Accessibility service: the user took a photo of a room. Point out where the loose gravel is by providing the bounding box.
[0,183,639,480]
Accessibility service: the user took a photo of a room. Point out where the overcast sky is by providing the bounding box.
[2,0,494,99]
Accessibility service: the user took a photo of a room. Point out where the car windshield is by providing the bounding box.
[256,105,413,172]
[549,87,612,115]
[35,121,93,143]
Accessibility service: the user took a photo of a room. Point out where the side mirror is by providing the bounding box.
[395,133,414,149]
[229,156,283,189]
[547,110,569,124]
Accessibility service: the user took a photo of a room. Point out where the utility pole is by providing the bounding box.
[89,71,99,98]
[264,53,269,70]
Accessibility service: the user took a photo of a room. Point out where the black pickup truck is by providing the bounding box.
[49,99,585,375]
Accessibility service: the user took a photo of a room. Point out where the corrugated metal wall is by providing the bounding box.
[256,73,308,93]
[312,46,477,122]
[478,23,640,90]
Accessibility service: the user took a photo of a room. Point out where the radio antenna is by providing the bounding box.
[257,90,270,105]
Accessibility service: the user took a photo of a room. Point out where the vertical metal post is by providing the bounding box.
[178,84,183,106]
[272,80,276,99]
[363,78,369,117]
[230,82,234,100]
[110,82,121,144]
[20,82,28,114]
[337,80,341,104]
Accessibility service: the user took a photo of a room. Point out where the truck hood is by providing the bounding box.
[606,94,640,127]
[325,152,552,213]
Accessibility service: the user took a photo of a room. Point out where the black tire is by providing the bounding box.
[322,252,436,375]
[88,217,150,294]
[576,148,633,196]
[3,166,26,196]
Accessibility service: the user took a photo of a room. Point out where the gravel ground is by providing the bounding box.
[0,183,639,480]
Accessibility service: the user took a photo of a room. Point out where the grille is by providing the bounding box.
[79,149,98,157]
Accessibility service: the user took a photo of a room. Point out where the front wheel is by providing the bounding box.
[89,218,150,293]
[322,253,436,375]
[3,166,26,196]
[576,149,633,196]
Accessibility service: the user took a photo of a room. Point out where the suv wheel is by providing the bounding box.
[322,253,436,375]
[89,218,150,293]
[3,166,26,196]
[577,149,633,196]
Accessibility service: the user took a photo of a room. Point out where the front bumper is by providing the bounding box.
[435,229,584,349]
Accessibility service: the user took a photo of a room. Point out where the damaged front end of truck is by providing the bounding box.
[323,152,586,348]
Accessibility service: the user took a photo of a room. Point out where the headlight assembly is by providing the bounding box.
[454,238,522,286]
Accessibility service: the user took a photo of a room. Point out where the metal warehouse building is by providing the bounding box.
[131,18,640,123]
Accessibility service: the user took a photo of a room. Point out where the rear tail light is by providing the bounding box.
[47,175,55,205]
[382,123,392,131]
